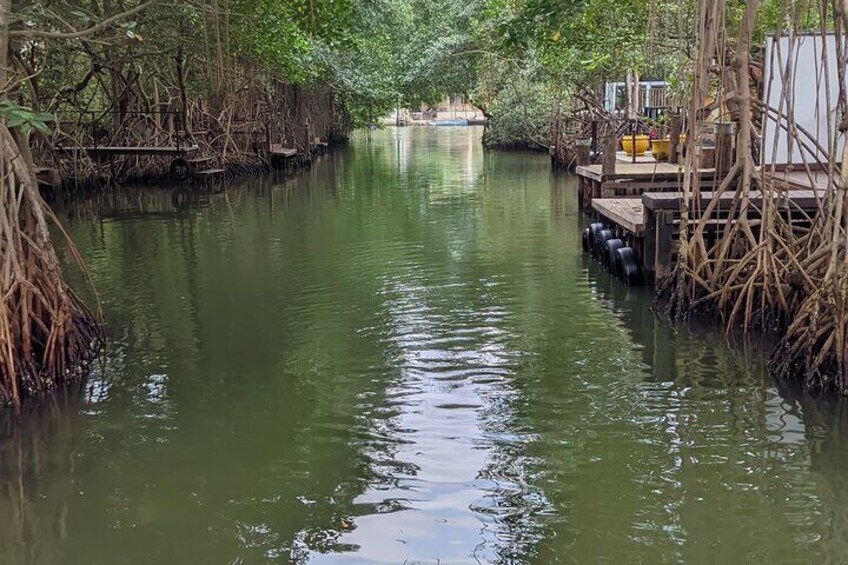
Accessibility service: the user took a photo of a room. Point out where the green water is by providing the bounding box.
[3,127,848,564]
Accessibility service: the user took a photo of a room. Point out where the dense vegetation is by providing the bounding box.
[3,0,800,157]
[3,0,687,145]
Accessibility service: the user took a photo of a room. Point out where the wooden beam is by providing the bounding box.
[61,145,200,156]
[642,189,823,211]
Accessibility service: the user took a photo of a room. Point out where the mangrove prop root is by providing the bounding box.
[0,124,103,408]
[655,0,848,392]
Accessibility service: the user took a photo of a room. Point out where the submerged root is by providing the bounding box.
[770,275,848,393]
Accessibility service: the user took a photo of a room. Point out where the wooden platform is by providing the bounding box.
[576,162,684,183]
[640,189,823,281]
[588,188,825,284]
[270,144,297,158]
[311,140,329,154]
[592,198,645,236]
[575,162,718,210]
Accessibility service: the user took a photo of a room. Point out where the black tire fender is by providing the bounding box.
[615,247,643,285]
[604,238,625,273]
[170,158,190,181]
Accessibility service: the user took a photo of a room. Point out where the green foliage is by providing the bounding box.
[230,0,325,82]
[397,0,482,107]
[483,0,652,84]
[0,101,54,134]
[228,0,420,123]
[480,64,552,149]
[10,0,836,141]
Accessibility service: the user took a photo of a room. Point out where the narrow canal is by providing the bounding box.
[4,127,848,563]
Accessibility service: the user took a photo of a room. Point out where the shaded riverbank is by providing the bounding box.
[3,127,848,563]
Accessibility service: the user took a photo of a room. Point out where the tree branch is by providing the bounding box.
[9,1,155,40]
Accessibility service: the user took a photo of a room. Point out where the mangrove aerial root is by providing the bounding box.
[654,0,848,391]
[0,124,103,408]
[770,275,848,392]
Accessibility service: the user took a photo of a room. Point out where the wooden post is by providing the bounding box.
[631,124,637,164]
[602,135,617,177]
[655,210,676,280]
[590,120,598,156]
[599,136,618,202]
[577,176,584,210]
[699,146,716,169]
[575,140,590,167]
[714,122,733,176]
[669,115,682,165]
[626,69,640,166]
[643,207,657,282]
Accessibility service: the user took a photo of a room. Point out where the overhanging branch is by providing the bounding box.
[9,1,155,40]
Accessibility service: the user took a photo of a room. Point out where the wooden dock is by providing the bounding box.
[578,140,838,285]
[55,143,230,181]
[311,139,329,155]
[642,188,822,280]
[270,144,297,158]
[575,162,719,211]
[589,188,823,283]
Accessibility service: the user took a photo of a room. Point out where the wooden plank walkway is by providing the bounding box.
[76,145,200,156]
[591,198,645,236]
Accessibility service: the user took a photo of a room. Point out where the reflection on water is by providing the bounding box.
[3,127,848,563]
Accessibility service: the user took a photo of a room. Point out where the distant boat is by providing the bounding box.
[427,118,468,126]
